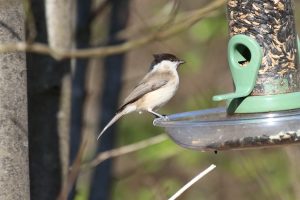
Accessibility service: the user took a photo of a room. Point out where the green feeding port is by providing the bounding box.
[213,35,261,108]
[213,34,300,113]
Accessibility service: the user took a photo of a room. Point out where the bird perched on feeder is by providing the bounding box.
[97,53,185,140]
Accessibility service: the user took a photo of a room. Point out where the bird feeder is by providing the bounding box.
[154,0,300,151]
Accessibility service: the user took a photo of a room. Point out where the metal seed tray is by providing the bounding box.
[153,107,300,151]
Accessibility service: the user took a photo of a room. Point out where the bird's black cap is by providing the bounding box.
[150,53,184,70]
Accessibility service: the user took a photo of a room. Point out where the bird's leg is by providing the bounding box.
[147,109,168,119]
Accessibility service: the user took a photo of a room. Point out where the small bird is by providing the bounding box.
[97,53,185,140]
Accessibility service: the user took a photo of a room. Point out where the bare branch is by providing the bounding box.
[57,140,87,200]
[89,0,110,22]
[61,133,167,196]
[82,134,168,171]
[117,0,180,39]
[168,164,216,200]
[0,0,225,60]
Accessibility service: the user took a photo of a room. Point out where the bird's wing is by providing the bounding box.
[118,71,171,111]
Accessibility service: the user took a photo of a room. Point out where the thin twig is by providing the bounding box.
[118,0,180,39]
[168,164,216,200]
[89,0,110,22]
[0,0,225,60]
[61,134,168,197]
[57,140,87,200]
[82,134,168,170]
[158,0,225,38]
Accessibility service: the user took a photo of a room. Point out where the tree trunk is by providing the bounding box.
[0,1,30,200]
[68,0,92,198]
[27,0,71,199]
[46,0,74,194]
[70,0,92,167]
[89,0,130,199]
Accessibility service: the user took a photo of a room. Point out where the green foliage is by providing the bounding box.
[189,15,227,43]
[74,186,89,200]
[184,91,219,111]
[136,188,155,199]
[117,114,158,144]
[175,150,207,168]
[136,140,181,170]
[161,178,182,197]
[181,51,203,74]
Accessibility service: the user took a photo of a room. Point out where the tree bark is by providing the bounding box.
[0,1,30,200]
[70,0,92,166]
[89,0,130,199]
[46,0,74,194]
[27,0,71,199]
[46,0,74,50]
[68,0,92,199]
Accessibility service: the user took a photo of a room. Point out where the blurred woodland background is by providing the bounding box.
[1,0,300,200]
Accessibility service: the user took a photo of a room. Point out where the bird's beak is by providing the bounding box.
[178,60,185,65]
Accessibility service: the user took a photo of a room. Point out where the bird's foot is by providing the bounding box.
[152,114,169,126]
[155,114,169,120]
[148,109,168,120]
[162,115,169,121]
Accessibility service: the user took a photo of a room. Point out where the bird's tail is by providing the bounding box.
[97,105,136,140]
